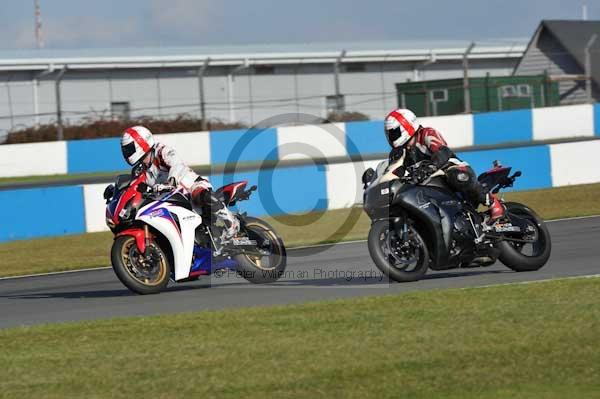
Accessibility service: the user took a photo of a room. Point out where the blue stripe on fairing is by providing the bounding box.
[208,163,328,217]
[458,145,552,191]
[0,186,86,242]
[209,128,279,165]
[67,137,129,174]
[345,120,388,156]
[473,109,533,146]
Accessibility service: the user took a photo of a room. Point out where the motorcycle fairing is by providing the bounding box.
[189,246,238,277]
[392,184,463,270]
[478,166,512,193]
[217,180,248,206]
[137,199,202,281]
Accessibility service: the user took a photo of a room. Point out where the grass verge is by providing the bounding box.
[0,171,122,187]
[1,183,600,278]
[1,277,599,398]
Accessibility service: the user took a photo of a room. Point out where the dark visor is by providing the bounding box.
[386,126,403,144]
[121,142,137,164]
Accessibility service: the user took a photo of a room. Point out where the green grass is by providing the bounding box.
[0,158,295,187]
[0,171,124,186]
[1,183,600,278]
[1,277,599,398]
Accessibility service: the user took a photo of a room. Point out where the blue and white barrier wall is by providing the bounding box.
[2,139,600,242]
[2,104,600,179]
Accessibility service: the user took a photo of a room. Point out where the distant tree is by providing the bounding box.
[324,111,370,123]
[4,116,247,144]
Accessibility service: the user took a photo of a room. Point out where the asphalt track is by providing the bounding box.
[1,216,599,328]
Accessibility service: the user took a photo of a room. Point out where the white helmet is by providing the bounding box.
[121,126,155,166]
[384,109,419,148]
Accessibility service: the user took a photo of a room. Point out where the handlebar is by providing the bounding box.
[136,183,178,200]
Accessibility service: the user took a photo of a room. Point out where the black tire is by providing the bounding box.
[498,202,552,272]
[111,235,171,294]
[235,217,287,284]
[367,220,430,282]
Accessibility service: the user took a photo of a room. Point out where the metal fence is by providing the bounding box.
[0,47,598,142]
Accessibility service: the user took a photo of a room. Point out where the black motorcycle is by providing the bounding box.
[362,157,552,282]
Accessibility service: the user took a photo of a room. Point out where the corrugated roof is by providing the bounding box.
[0,39,527,71]
[541,20,600,84]
[0,39,527,59]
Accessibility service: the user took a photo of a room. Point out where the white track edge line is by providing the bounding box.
[2,214,599,281]
[459,273,600,290]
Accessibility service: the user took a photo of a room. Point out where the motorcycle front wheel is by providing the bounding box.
[111,235,171,294]
[368,219,430,282]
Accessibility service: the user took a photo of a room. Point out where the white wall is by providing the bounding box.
[155,131,211,166]
[533,104,594,141]
[420,114,474,148]
[277,123,347,160]
[550,140,600,187]
[0,141,67,178]
[83,184,110,233]
[325,160,381,209]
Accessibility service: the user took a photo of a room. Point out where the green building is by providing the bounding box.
[395,75,559,117]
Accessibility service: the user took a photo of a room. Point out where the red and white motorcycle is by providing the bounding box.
[103,171,287,294]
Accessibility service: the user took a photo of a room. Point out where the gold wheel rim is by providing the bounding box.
[120,237,167,286]
[243,224,281,271]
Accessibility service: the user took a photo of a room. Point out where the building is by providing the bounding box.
[0,39,526,140]
[395,75,560,117]
[514,20,600,104]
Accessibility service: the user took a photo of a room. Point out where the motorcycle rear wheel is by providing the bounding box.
[498,202,552,272]
[235,217,287,284]
[111,235,170,294]
[368,220,430,282]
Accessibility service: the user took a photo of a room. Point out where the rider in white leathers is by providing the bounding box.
[120,126,239,241]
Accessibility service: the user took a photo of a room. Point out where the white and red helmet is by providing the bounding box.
[121,126,155,165]
[384,109,420,148]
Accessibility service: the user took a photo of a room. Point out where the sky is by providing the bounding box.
[0,0,598,50]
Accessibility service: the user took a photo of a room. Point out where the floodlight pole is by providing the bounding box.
[585,34,597,104]
[333,49,346,112]
[463,42,475,114]
[227,60,249,123]
[33,66,54,129]
[197,57,210,130]
[34,0,44,49]
[55,66,67,141]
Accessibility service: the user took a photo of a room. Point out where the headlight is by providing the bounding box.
[106,217,116,229]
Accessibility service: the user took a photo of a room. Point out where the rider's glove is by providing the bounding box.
[191,178,214,207]
[431,146,455,169]
[153,184,174,194]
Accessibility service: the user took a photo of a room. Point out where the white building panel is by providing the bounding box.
[532,104,594,141]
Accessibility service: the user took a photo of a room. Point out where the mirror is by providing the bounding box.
[103,184,115,201]
[362,168,375,185]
